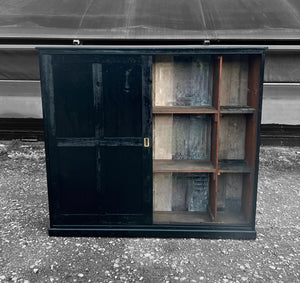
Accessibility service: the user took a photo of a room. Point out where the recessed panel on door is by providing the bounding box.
[52,56,95,137]
[102,61,143,137]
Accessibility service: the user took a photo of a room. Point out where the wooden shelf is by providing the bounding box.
[153,211,210,224]
[153,211,248,225]
[153,106,255,114]
[220,106,255,114]
[218,160,252,173]
[153,106,218,114]
[153,160,215,173]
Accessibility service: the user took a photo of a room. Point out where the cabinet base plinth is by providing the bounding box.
[49,227,256,239]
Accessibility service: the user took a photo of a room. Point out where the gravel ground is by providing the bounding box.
[0,141,299,283]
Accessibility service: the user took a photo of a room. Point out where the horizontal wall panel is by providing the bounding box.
[0,49,39,80]
[264,52,300,82]
[262,85,300,125]
[0,80,42,118]
[0,80,41,97]
[0,96,42,118]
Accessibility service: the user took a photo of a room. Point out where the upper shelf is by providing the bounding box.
[218,160,252,173]
[220,106,255,114]
[153,160,215,173]
[153,106,218,114]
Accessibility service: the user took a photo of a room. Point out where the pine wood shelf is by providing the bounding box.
[218,160,252,173]
[153,106,218,114]
[153,160,215,173]
[220,106,256,114]
[153,211,248,225]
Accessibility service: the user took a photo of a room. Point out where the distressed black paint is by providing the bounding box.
[39,51,153,226]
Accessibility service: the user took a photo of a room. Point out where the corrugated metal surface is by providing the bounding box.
[0,0,300,40]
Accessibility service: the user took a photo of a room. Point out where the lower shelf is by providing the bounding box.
[153,160,215,173]
[153,211,248,225]
[218,160,252,173]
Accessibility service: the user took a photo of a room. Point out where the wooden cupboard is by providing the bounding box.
[38,47,265,239]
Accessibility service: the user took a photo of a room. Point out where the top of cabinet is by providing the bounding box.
[36,46,267,55]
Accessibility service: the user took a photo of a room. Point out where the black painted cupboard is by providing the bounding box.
[38,47,265,239]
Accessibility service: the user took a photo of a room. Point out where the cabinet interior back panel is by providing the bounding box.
[153,55,213,106]
[219,115,246,159]
[153,115,211,160]
[220,55,249,106]
[217,173,243,213]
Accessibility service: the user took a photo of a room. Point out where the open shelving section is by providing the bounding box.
[152,52,264,227]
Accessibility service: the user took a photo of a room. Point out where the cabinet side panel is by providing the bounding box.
[39,54,59,227]
[243,55,262,221]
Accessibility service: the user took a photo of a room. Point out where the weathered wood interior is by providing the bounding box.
[152,53,262,225]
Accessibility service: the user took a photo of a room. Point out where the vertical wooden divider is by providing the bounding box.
[242,55,262,222]
[208,56,222,221]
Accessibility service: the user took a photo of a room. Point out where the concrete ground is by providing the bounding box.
[0,141,299,283]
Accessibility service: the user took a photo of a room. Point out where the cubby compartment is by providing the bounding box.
[220,55,256,114]
[219,115,246,160]
[153,55,213,107]
[153,114,211,161]
[217,173,251,224]
[220,55,249,107]
[153,173,210,224]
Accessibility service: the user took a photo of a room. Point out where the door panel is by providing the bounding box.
[98,56,152,221]
[48,54,152,225]
[102,62,143,137]
[57,147,97,214]
[52,56,95,137]
[100,146,143,213]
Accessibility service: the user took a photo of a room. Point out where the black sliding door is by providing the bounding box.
[40,53,152,225]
